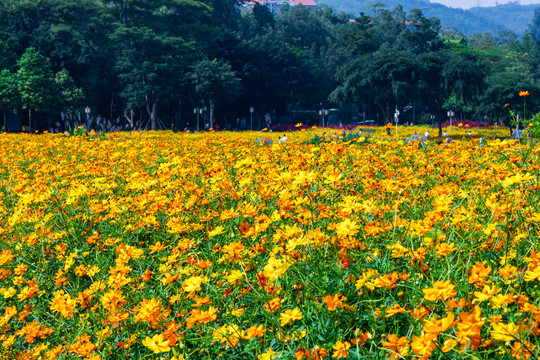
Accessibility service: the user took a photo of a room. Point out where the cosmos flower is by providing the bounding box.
[142,333,170,354]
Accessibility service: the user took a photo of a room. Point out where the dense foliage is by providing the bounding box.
[0,0,538,133]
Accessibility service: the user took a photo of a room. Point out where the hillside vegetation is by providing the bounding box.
[320,0,539,35]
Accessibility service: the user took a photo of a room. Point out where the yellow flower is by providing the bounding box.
[258,348,280,360]
[230,307,245,317]
[441,338,458,352]
[3,287,16,299]
[142,333,170,354]
[182,275,209,293]
[263,256,291,281]
[335,218,360,237]
[279,307,303,326]
[2,335,16,348]
[225,270,244,285]
[491,322,519,342]
[208,225,226,237]
[473,284,500,303]
[149,241,168,254]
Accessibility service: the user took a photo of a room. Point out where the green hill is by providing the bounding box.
[318,0,539,36]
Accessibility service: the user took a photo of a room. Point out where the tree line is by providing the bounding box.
[0,0,539,134]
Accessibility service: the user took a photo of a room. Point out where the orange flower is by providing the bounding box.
[295,347,327,360]
[381,334,409,359]
[186,307,218,328]
[323,293,346,311]
[411,332,437,358]
[50,290,77,319]
[17,321,54,344]
[456,305,484,349]
[468,263,492,286]
[422,280,457,302]
[350,330,370,346]
[385,303,408,318]
[512,340,534,360]
[504,103,510,107]
[519,91,530,97]
[142,269,153,282]
[134,298,170,325]
[68,334,97,356]
[222,241,245,261]
[435,242,457,257]
[243,324,267,339]
[422,312,455,335]
[264,297,281,312]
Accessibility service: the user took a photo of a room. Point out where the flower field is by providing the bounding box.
[1,128,540,360]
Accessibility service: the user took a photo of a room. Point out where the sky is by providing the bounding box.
[430,0,540,8]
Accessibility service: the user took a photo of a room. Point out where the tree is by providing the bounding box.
[529,7,540,40]
[55,68,84,114]
[476,70,540,133]
[331,50,426,122]
[342,12,377,55]
[187,58,240,128]
[113,26,185,130]
[16,47,55,130]
[400,9,442,53]
[418,51,486,136]
[252,3,274,29]
[0,69,20,130]
[0,0,116,119]
[109,0,211,130]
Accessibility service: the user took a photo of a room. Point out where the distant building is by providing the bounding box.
[242,0,317,13]
[288,0,317,7]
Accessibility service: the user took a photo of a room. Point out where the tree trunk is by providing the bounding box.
[376,101,390,124]
[110,96,114,121]
[209,99,214,128]
[437,108,447,137]
[113,0,127,23]
[2,108,5,132]
[434,100,444,137]
[145,91,159,131]
[28,109,32,132]
[150,102,157,130]
[177,99,182,131]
